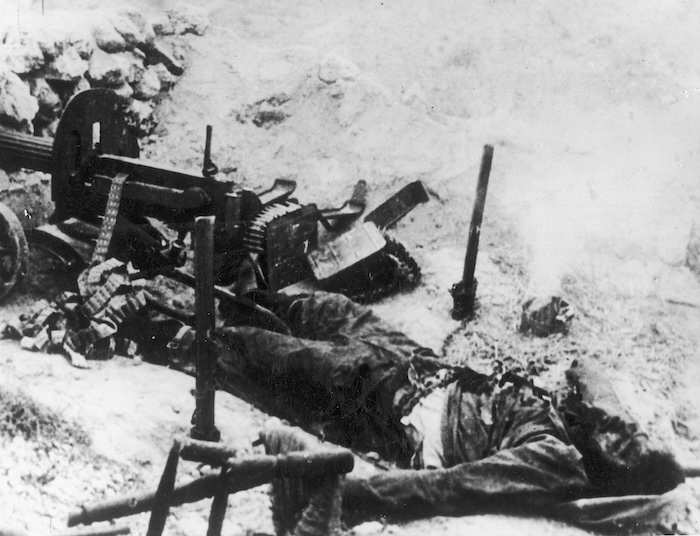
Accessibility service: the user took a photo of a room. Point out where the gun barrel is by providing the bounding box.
[0,127,54,174]
[461,144,493,285]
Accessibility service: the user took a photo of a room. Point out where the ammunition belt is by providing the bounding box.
[95,291,147,326]
[243,201,303,254]
[3,172,191,366]
[82,271,128,317]
[92,172,129,264]
[78,172,129,303]
[6,286,147,367]
[87,257,124,289]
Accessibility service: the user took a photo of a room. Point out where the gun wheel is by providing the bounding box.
[0,203,28,300]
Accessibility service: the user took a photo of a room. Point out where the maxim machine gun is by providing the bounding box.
[0,88,426,313]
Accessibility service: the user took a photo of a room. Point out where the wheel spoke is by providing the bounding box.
[0,204,26,299]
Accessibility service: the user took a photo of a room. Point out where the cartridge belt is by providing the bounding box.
[92,172,129,264]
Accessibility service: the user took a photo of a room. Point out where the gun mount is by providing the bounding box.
[0,88,425,306]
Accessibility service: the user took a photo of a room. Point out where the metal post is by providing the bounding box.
[192,215,220,442]
[202,125,218,177]
[451,144,494,320]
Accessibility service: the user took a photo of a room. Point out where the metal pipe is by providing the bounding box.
[450,144,494,320]
[462,144,493,286]
[202,125,218,177]
[0,127,54,173]
[192,215,220,442]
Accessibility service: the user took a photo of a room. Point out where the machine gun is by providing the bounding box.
[0,88,424,306]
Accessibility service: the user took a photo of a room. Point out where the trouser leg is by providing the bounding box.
[216,291,446,401]
[214,325,415,459]
[341,435,590,525]
[214,291,454,461]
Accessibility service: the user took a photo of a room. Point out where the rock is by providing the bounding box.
[29,78,62,117]
[111,82,134,100]
[167,3,210,36]
[45,48,89,82]
[0,31,45,74]
[125,99,155,135]
[111,8,155,50]
[140,42,185,76]
[117,50,146,86]
[29,78,62,131]
[36,19,95,61]
[319,52,360,84]
[150,63,177,91]
[123,8,156,46]
[88,49,141,87]
[150,13,175,36]
[93,20,128,54]
[0,66,39,133]
[687,221,700,281]
[110,13,144,51]
[133,66,161,101]
[128,51,147,84]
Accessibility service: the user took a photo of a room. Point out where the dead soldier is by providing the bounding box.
[150,289,688,532]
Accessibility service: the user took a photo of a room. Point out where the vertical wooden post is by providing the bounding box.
[192,215,220,442]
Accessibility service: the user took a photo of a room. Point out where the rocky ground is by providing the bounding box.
[0,1,699,535]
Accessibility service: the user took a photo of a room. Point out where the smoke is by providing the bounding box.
[497,98,699,297]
